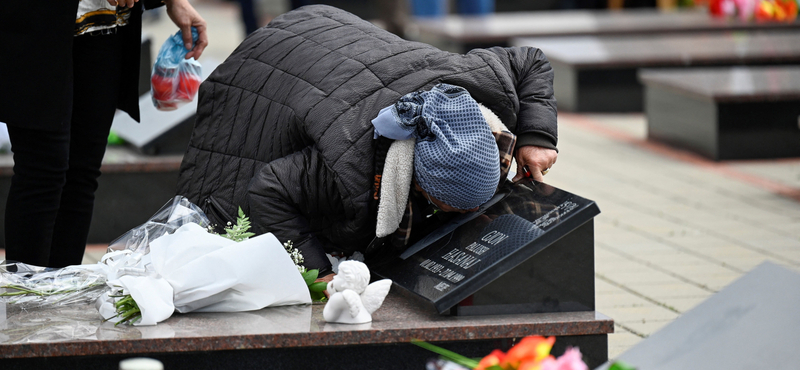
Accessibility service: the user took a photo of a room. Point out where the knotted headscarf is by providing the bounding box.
[371,84,500,210]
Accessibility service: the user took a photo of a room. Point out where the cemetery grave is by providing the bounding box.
[513,30,800,112]
[410,8,800,53]
[1,180,612,369]
[639,66,800,160]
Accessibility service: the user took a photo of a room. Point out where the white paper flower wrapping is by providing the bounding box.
[97,274,175,326]
[99,223,310,325]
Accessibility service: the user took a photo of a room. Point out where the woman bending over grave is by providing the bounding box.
[176,5,558,279]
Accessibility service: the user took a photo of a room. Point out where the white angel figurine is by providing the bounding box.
[322,261,392,324]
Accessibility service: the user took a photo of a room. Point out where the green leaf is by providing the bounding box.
[221,207,254,242]
[609,361,637,370]
[309,282,327,292]
[410,339,479,369]
[302,269,319,286]
[310,291,327,302]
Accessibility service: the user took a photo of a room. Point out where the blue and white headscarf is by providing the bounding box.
[371,83,500,210]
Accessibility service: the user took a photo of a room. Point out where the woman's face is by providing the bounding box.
[414,181,479,214]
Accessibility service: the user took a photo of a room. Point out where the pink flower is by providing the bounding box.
[539,348,588,370]
[721,0,738,15]
[733,0,757,20]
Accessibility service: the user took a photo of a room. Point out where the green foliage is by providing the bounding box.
[609,361,637,370]
[410,339,480,369]
[301,269,327,302]
[308,282,327,302]
[107,131,125,145]
[301,269,318,286]
[222,207,256,242]
[107,294,142,326]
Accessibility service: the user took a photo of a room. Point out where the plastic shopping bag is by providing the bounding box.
[151,28,202,111]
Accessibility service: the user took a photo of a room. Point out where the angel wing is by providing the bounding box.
[361,279,392,314]
[342,290,362,318]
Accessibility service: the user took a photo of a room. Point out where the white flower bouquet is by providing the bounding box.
[97,222,310,325]
[1,196,314,326]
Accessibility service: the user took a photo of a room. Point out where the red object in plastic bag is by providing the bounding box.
[176,69,202,102]
[151,70,176,102]
[151,60,201,111]
[151,29,202,111]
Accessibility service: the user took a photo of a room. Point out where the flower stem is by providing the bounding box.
[0,283,104,298]
[108,293,143,326]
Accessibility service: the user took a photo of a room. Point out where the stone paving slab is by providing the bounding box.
[551,113,800,359]
[608,326,644,356]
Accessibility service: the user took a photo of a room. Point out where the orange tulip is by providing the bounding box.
[755,0,776,20]
[774,0,789,20]
[475,349,507,370]
[518,355,556,370]
[776,0,798,20]
[502,336,556,369]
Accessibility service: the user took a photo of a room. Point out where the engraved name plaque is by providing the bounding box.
[372,179,600,315]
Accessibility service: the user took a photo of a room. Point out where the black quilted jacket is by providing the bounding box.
[176,5,558,273]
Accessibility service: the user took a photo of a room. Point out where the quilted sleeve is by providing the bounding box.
[477,46,558,150]
[247,145,345,275]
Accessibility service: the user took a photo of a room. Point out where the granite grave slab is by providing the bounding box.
[513,30,800,112]
[0,289,613,370]
[411,8,800,53]
[639,66,800,160]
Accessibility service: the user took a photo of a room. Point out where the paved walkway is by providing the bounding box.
[550,113,800,358]
[2,1,800,362]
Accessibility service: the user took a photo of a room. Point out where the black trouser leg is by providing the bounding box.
[5,125,70,266]
[4,32,122,267]
[48,32,122,268]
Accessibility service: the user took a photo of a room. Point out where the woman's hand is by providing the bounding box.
[107,0,138,8]
[513,145,558,183]
[316,273,336,299]
[164,0,208,60]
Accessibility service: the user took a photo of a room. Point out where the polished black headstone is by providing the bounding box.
[372,179,600,315]
[598,262,800,370]
[411,9,800,53]
[514,30,800,112]
[640,66,800,160]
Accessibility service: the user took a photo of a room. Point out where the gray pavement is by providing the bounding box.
[2,0,799,362]
[550,113,800,358]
